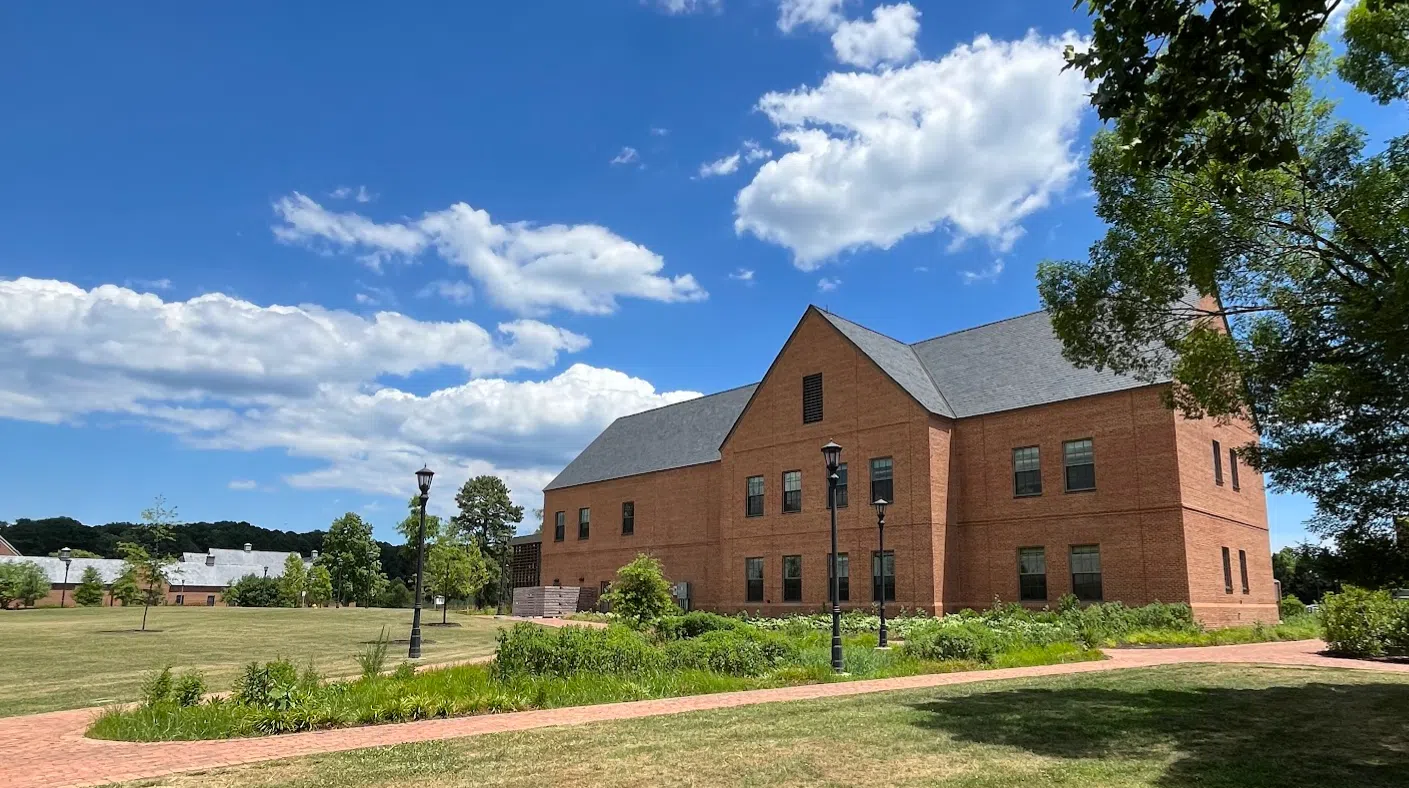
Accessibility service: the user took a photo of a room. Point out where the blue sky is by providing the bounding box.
[1,0,1362,546]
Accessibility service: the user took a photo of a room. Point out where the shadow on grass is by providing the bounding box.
[909,674,1409,788]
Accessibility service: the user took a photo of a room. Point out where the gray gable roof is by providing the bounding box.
[816,310,955,417]
[0,551,308,588]
[544,384,758,491]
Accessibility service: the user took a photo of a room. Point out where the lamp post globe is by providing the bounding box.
[409,466,434,659]
[872,498,890,649]
[59,547,72,608]
[821,441,843,673]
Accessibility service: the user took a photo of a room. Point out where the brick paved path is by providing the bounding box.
[3,640,1404,788]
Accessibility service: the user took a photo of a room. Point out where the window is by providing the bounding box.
[206,595,216,607]
[746,476,765,517]
[1013,446,1042,496]
[872,550,895,602]
[782,471,802,513]
[175,594,184,606]
[1018,547,1047,601]
[829,552,850,602]
[1222,546,1233,593]
[870,457,893,503]
[1063,439,1096,492]
[782,555,802,602]
[1213,440,1224,485]
[622,501,634,535]
[553,511,565,542]
[1239,549,1250,594]
[578,507,590,540]
[833,463,848,508]
[1229,448,1241,491]
[1070,545,1103,601]
[802,373,824,424]
[746,557,764,602]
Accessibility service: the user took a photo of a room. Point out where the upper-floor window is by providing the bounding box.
[622,501,634,535]
[1213,440,1224,485]
[553,511,565,542]
[782,555,802,602]
[1070,544,1103,601]
[1018,547,1047,601]
[1229,448,1241,491]
[745,557,764,602]
[578,507,590,540]
[870,457,893,503]
[1013,446,1042,496]
[1063,439,1096,492]
[802,373,823,424]
[782,471,802,513]
[746,475,765,517]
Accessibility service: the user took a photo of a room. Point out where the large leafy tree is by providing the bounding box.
[278,553,308,607]
[0,561,51,609]
[424,542,492,624]
[1042,21,1409,544]
[321,512,387,607]
[450,476,523,605]
[306,564,334,607]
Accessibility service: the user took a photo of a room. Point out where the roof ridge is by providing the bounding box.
[814,306,914,347]
[614,381,758,421]
[909,308,1048,347]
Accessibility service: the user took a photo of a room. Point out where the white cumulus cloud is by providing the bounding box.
[817,276,841,292]
[778,0,844,32]
[734,31,1089,269]
[699,152,742,178]
[651,0,720,14]
[831,3,920,69]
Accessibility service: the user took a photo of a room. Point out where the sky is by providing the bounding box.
[2,0,1379,547]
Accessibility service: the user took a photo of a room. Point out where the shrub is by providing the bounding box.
[140,666,174,707]
[173,671,207,707]
[600,554,677,627]
[1389,603,1409,656]
[656,611,747,640]
[903,620,1001,663]
[356,627,392,679]
[0,561,51,609]
[493,622,663,678]
[1279,595,1307,619]
[662,629,799,676]
[377,579,414,609]
[233,659,300,709]
[68,566,104,606]
[224,574,285,607]
[1321,586,1398,657]
[392,661,417,681]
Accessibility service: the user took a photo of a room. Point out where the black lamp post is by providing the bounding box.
[408,465,435,659]
[59,547,72,608]
[872,498,889,649]
[822,441,844,673]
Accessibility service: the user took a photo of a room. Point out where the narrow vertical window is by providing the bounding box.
[553,511,565,542]
[782,471,802,513]
[870,457,893,503]
[746,476,765,517]
[578,507,590,540]
[1239,549,1249,594]
[829,553,849,602]
[802,373,824,424]
[1018,547,1047,601]
[1229,448,1241,491]
[1063,439,1096,491]
[1013,446,1042,496]
[745,557,764,603]
[621,501,634,535]
[872,550,895,602]
[1070,545,1102,601]
[782,555,802,602]
[1222,546,1233,593]
[1213,440,1224,485]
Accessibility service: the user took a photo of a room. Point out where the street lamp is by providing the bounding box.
[408,466,435,659]
[821,441,843,672]
[872,498,890,649]
[59,547,72,608]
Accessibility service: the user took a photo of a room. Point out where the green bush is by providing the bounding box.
[493,623,663,678]
[1321,586,1399,657]
[1279,595,1308,619]
[73,566,106,607]
[233,659,300,709]
[0,560,52,609]
[600,554,677,627]
[356,627,392,679]
[173,671,207,707]
[140,666,174,707]
[224,574,285,607]
[903,620,1001,663]
[656,611,747,640]
[662,629,799,676]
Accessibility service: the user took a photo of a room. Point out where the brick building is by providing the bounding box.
[541,306,1276,627]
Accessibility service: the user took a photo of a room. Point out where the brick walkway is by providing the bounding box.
[3,640,1405,788]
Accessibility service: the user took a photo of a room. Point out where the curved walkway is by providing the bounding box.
[3,640,1404,788]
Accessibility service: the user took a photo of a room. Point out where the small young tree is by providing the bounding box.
[109,568,142,607]
[306,564,333,607]
[425,541,492,624]
[119,494,180,631]
[279,553,308,607]
[0,561,52,608]
[73,566,105,607]
[600,554,677,628]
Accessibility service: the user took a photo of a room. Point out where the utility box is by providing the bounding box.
[672,581,692,612]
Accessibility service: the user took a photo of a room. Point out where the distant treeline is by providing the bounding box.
[0,517,417,583]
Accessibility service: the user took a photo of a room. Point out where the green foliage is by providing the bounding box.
[73,566,105,607]
[140,666,174,707]
[493,623,664,678]
[600,554,677,627]
[377,579,414,609]
[662,629,799,676]
[903,620,1002,663]
[173,671,207,707]
[118,496,180,630]
[1320,586,1402,657]
[109,568,142,606]
[233,659,302,708]
[321,512,387,607]
[0,560,51,608]
[424,541,492,615]
[356,628,392,679]
[224,574,285,607]
[450,475,524,604]
[1339,0,1409,104]
[306,564,333,607]
[50,548,103,558]
[279,553,308,607]
[655,611,749,640]
[1280,595,1308,619]
[395,495,446,546]
[391,661,417,682]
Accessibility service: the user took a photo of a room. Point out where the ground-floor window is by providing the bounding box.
[782,555,802,602]
[829,553,849,602]
[872,550,895,602]
[1070,545,1102,601]
[175,594,184,605]
[1018,547,1047,601]
[1239,549,1249,594]
[1222,546,1233,594]
[206,595,216,606]
[745,557,764,603]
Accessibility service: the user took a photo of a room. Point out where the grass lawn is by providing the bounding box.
[0,606,506,717]
[117,665,1409,788]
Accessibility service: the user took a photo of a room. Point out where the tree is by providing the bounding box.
[117,495,179,631]
[424,541,492,624]
[450,476,523,605]
[225,574,284,607]
[109,568,142,607]
[73,566,105,607]
[306,564,333,607]
[0,561,50,609]
[395,495,445,545]
[377,578,414,608]
[600,554,677,627]
[49,548,103,559]
[321,512,386,607]
[1065,0,1408,172]
[278,553,308,607]
[1039,42,1409,546]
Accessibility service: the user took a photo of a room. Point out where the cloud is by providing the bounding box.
[354,283,397,308]
[817,276,841,292]
[418,280,475,305]
[1328,0,1358,32]
[743,140,773,162]
[734,31,1089,269]
[729,268,755,283]
[332,185,375,203]
[272,193,706,316]
[698,152,742,178]
[610,147,641,166]
[0,277,697,515]
[650,127,671,136]
[959,259,1004,284]
[650,0,720,14]
[124,278,173,292]
[831,3,920,69]
[778,0,844,32]
[228,479,259,491]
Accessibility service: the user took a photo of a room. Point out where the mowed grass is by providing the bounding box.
[0,606,505,717]
[114,665,1409,788]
